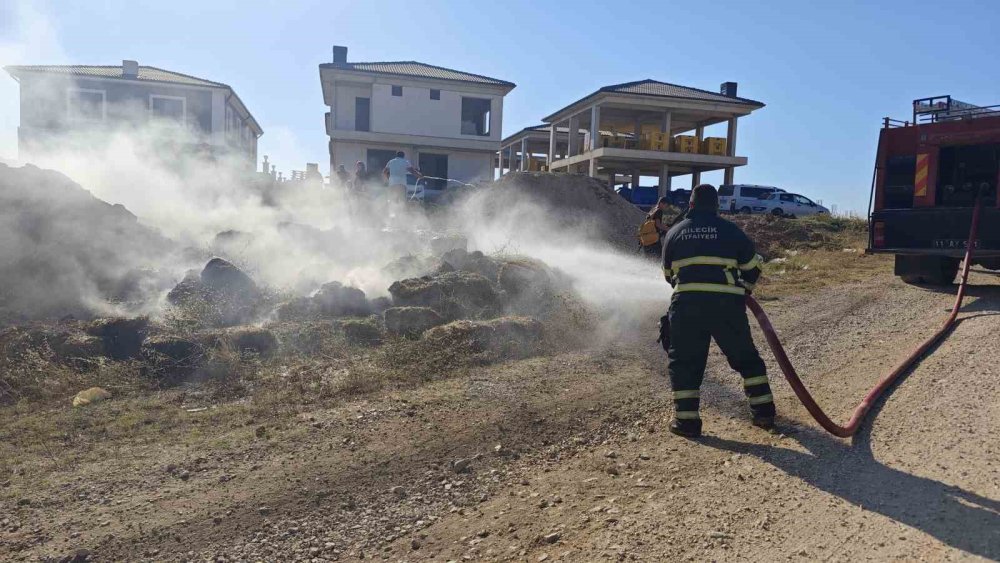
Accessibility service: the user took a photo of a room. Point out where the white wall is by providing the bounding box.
[364,83,501,141]
[334,84,372,130]
[446,151,492,183]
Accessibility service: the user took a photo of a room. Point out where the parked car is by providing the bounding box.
[755,192,829,217]
[616,186,691,210]
[718,184,785,214]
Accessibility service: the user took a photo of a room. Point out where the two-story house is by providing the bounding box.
[319,46,514,185]
[4,60,263,167]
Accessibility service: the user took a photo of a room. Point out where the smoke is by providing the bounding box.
[0,2,671,332]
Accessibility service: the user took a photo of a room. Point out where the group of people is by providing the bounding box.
[643,184,777,439]
[332,151,423,208]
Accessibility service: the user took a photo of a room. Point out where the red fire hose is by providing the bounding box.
[746,198,984,437]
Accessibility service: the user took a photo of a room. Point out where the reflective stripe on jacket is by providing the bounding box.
[661,209,762,295]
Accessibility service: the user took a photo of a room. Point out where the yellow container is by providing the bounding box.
[647,132,670,151]
[701,137,727,156]
[674,135,700,154]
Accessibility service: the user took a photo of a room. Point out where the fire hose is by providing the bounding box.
[745,196,984,437]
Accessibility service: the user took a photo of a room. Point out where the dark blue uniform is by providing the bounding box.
[661,208,775,429]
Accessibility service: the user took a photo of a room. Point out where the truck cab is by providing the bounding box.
[869,96,1000,284]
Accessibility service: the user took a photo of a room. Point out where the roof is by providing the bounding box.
[543,79,764,121]
[5,64,263,135]
[4,64,228,88]
[320,60,514,89]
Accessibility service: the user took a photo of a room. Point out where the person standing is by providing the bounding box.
[642,196,671,257]
[335,164,350,186]
[382,151,422,207]
[661,184,775,438]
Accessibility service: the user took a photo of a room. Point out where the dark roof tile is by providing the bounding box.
[4,64,228,88]
[320,61,514,88]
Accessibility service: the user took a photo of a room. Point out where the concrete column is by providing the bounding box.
[588,157,597,177]
[661,111,672,135]
[631,169,641,190]
[726,117,738,156]
[658,164,670,198]
[567,114,581,157]
[509,145,516,174]
[724,167,735,185]
[520,138,528,171]
[548,123,557,167]
[695,124,704,142]
[607,168,615,191]
[692,167,701,188]
[590,104,601,151]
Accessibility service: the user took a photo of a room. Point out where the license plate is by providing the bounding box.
[932,239,980,249]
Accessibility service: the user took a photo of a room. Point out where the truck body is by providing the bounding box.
[868,96,1000,284]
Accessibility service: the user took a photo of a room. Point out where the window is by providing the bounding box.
[391,85,402,97]
[794,195,814,205]
[430,89,440,100]
[779,194,794,202]
[718,185,734,197]
[742,186,768,199]
[461,97,491,136]
[150,95,185,122]
[355,97,370,132]
[67,88,105,120]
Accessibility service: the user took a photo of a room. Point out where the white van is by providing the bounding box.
[718,184,785,214]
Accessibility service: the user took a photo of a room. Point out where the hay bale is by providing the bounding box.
[342,317,383,346]
[384,307,446,337]
[388,271,500,320]
[226,326,279,357]
[141,334,204,377]
[422,316,543,360]
[313,281,370,317]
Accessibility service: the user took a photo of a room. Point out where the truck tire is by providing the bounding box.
[895,255,960,286]
[771,208,783,216]
[739,206,752,214]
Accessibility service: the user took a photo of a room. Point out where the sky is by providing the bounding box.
[1,0,998,214]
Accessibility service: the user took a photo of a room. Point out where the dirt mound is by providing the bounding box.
[0,163,175,324]
[482,172,647,250]
[729,214,868,259]
[383,306,446,337]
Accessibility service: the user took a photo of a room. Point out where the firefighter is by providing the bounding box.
[661,184,775,438]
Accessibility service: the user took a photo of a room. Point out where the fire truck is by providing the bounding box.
[869,95,1000,284]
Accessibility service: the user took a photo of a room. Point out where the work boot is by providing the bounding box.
[752,415,775,431]
[669,418,702,438]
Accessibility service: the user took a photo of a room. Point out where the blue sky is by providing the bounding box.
[2,0,998,213]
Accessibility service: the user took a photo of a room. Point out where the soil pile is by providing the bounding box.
[480,172,647,251]
[0,163,175,324]
[729,214,867,259]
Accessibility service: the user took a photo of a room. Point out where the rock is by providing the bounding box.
[86,316,149,359]
[60,548,91,562]
[606,465,620,476]
[341,317,382,346]
[388,271,500,320]
[453,458,472,473]
[543,532,561,544]
[390,486,407,499]
[313,281,370,317]
[166,270,205,305]
[476,529,490,538]
[422,316,544,360]
[383,307,446,337]
[72,387,111,407]
[258,506,271,516]
[255,425,267,438]
[410,538,422,551]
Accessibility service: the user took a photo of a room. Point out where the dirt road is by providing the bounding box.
[3,272,999,562]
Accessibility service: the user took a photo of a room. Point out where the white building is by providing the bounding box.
[4,60,262,167]
[319,46,515,185]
